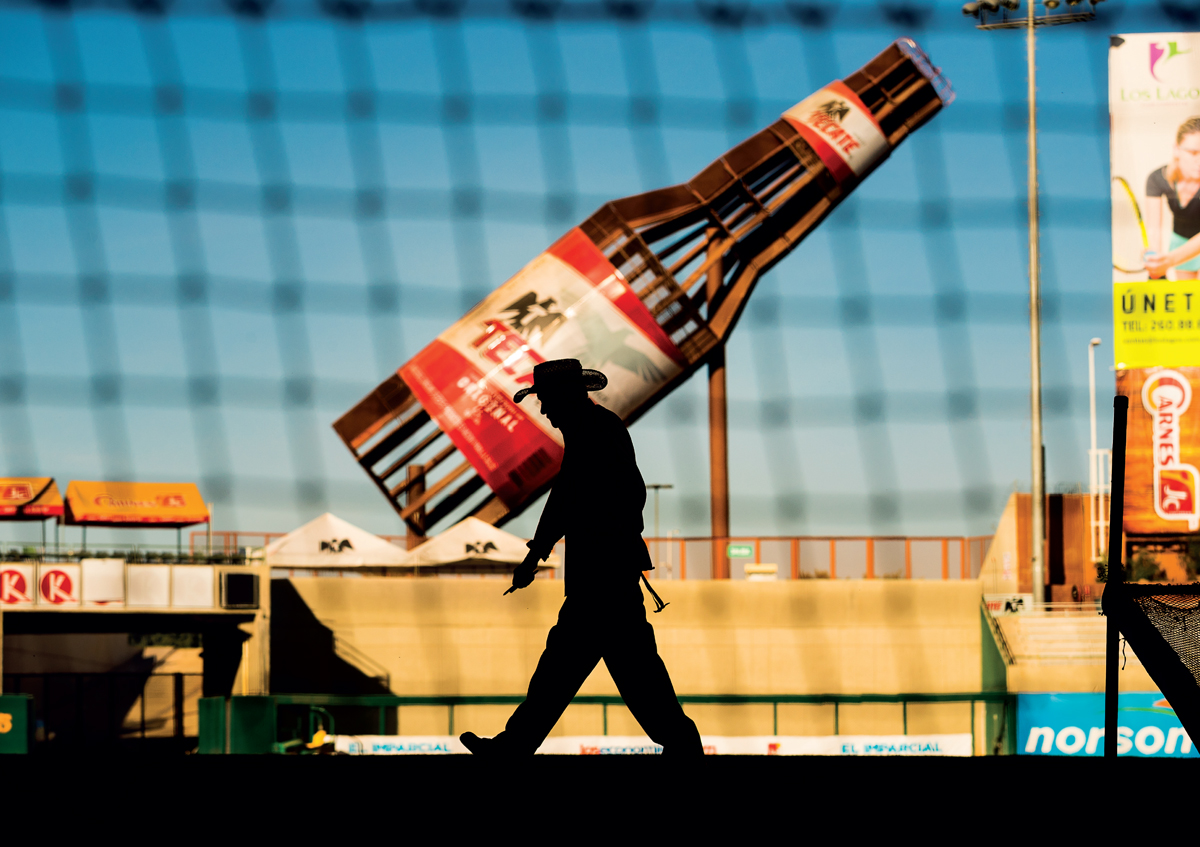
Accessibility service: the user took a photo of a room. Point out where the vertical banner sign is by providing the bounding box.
[1117,367,1200,533]
[1111,34,1200,535]
[1111,32,1200,368]
[398,228,686,507]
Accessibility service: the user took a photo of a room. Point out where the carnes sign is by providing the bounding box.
[1118,367,1200,533]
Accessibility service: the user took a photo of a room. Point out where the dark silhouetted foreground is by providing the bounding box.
[462,359,702,756]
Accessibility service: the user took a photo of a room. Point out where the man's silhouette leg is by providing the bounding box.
[603,605,703,756]
[464,600,601,755]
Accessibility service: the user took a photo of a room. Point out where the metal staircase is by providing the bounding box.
[996,603,1139,666]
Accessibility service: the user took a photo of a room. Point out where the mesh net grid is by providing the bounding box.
[1128,586,1200,689]
[0,2,1183,539]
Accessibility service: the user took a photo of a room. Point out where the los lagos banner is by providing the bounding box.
[1111,34,1200,533]
[1111,33,1200,368]
[399,228,685,507]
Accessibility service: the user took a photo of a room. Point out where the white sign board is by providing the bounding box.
[127,565,170,607]
[171,565,214,608]
[328,733,973,756]
[81,559,124,607]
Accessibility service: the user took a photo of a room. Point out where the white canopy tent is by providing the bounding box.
[404,517,560,568]
[265,512,410,567]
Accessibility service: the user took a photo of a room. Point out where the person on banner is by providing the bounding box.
[458,358,703,757]
[1145,117,1200,279]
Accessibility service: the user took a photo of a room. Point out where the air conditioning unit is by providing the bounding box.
[220,572,259,609]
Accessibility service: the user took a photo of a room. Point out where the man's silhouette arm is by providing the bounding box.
[505,472,567,594]
[527,475,566,562]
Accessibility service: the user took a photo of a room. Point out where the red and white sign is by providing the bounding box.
[0,565,34,606]
[1,483,32,501]
[37,564,79,607]
[1142,369,1200,530]
[399,227,685,506]
[783,81,889,183]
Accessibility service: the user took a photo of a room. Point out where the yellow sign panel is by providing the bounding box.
[1113,280,1200,369]
[64,481,209,527]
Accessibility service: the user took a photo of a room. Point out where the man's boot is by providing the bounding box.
[459,731,512,756]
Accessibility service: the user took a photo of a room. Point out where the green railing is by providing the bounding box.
[200,692,1017,756]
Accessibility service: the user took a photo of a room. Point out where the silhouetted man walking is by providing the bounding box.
[460,359,703,756]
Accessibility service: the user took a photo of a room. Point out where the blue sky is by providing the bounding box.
[0,1,1149,544]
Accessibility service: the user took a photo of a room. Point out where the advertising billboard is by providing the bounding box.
[63,481,210,527]
[329,733,973,756]
[1019,692,1195,757]
[398,228,686,508]
[1111,33,1200,368]
[0,478,62,519]
[1117,366,1200,532]
[1110,34,1200,535]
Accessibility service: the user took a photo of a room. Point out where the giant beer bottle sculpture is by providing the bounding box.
[335,38,953,533]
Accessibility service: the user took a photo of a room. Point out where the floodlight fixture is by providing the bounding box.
[966,0,1095,608]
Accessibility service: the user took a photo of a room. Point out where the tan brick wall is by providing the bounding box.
[283,578,985,707]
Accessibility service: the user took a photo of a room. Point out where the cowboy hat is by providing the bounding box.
[513,359,607,404]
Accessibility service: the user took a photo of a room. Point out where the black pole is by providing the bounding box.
[1104,394,1129,758]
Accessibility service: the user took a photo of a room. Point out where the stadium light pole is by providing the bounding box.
[964,0,1099,603]
[646,484,674,539]
[1089,338,1101,462]
[1089,338,1111,564]
[646,483,674,575]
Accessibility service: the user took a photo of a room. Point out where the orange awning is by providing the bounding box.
[64,481,209,528]
[0,478,63,519]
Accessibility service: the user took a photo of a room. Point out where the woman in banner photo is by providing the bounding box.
[1145,117,1200,280]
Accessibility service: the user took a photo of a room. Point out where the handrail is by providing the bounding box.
[196,530,991,581]
[981,598,1017,666]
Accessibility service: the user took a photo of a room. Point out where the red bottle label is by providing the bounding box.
[783,80,888,183]
[399,228,685,507]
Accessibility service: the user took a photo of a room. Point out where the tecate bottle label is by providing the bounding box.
[399,228,686,507]
[782,81,888,183]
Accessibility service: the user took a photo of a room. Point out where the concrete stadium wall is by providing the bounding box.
[276,578,987,738]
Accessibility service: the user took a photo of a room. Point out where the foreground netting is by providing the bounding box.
[1105,583,1200,740]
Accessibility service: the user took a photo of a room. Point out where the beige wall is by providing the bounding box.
[284,577,986,736]
[980,493,1018,595]
[1007,663,1158,693]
